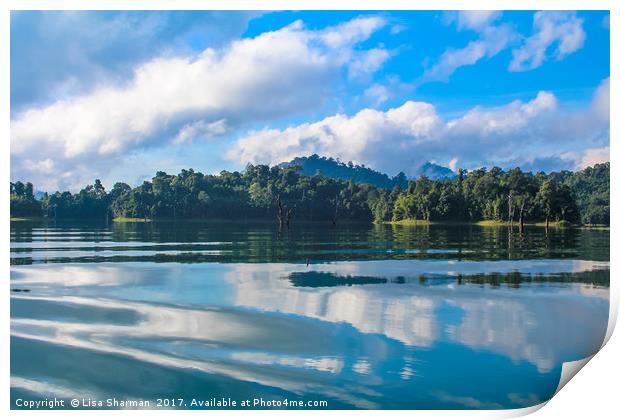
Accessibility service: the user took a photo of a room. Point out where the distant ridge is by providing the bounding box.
[278,154,456,189]
[279,155,407,189]
[416,162,457,181]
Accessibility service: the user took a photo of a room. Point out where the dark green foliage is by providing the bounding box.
[288,272,388,287]
[387,164,607,225]
[549,162,610,225]
[9,160,609,226]
[38,179,111,219]
[107,165,375,222]
[10,181,41,217]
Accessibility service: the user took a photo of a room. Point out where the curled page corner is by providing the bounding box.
[464,280,614,418]
[554,355,595,396]
[502,356,597,418]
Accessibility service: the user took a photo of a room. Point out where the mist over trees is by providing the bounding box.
[10,160,609,226]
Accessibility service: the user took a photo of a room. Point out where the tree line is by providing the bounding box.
[10,161,609,226]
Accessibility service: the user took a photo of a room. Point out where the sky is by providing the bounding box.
[10,10,610,191]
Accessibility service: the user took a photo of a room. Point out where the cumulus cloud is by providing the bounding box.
[592,78,610,122]
[446,91,557,136]
[228,79,610,176]
[424,11,516,82]
[362,76,413,106]
[173,119,228,144]
[227,101,441,173]
[510,11,586,71]
[348,48,391,79]
[10,16,387,190]
[425,11,587,82]
[455,10,501,31]
[10,11,262,112]
[22,158,55,174]
[363,84,391,106]
[577,147,610,170]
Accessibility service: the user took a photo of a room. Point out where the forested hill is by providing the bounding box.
[279,155,408,189]
[417,162,457,180]
[279,155,456,189]
[548,162,610,225]
[10,162,610,226]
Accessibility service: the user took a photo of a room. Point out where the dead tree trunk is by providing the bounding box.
[519,201,526,233]
[276,195,294,230]
[507,192,514,226]
[331,197,340,226]
[286,206,294,228]
[276,195,285,229]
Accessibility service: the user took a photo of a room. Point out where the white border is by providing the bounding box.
[2,2,616,419]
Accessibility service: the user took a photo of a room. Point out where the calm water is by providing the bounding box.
[10,221,610,409]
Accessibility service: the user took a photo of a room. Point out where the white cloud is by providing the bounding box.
[390,24,406,35]
[510,11,586,71]
[11,11,262,112]
[10,16,387,190]
[424,41,487,82]
[348,48,391,79]
[424,12,515,82]
[227,101,442,173]
[318,16,385,48]
[22,158,55,174]
[363,84,390,106]
[362,76,413,106]
[447,91,557,136]
[173,119,228,144]
[426,11,587,83]
[578,147,610,170]
[228,79,609,176]
[456,11,501,31]
[592,78,610,122]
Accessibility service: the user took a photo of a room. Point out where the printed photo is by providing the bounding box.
[9,9,610,411]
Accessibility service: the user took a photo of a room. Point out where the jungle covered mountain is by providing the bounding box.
[279,155,408,189]
[279,155,456,189]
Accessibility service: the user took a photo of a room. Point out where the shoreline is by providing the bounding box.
[9,216,610,230]
[112,217,152,222]
[385,219,609,229]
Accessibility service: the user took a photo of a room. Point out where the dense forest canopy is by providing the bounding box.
[547,163,611,225]
[10,159,610,226]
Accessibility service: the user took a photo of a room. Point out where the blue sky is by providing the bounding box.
[10,10,610,191]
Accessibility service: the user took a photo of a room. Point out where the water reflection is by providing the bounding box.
[225,263,608,370]
[9,222,610,409]
[10,220,609,264]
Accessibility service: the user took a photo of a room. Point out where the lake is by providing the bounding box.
[10,220,610,409]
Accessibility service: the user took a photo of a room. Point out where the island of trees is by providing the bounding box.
[10,158,610,227]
